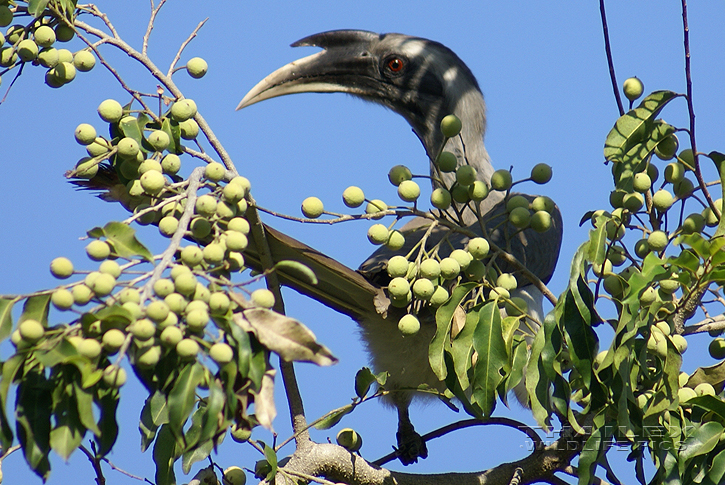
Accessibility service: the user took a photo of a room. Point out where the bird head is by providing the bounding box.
[238,30,488,176]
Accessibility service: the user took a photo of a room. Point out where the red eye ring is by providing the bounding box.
[387,57,404,72]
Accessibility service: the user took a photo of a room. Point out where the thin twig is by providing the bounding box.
[599,0,624,116]
[142,0,167,57]
[167,18,209,77]
[79,444,106,485]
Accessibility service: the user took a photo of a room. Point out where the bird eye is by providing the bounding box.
[387,57,404,73]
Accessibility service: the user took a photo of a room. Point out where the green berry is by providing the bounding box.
[455,165,477,186]
[655,134,679,160]
[205,162,226,182]
[365,199,387,218]
[228,217,250,234]
[203,243,225,265]
[508,207,531,228]
[648,230,668,251]
[72,285,93,305]
[429,286,450,306]
[130,318,156,340]
[86,240,111,261]
[17,39,39,62]
[674,178,694,198]
[419,259,441,280]
[117,137,140,159]
[387,256,410,278]
[439,257,461,279]
[195,194,217,217]
[506,195,529,212]
[397,180,420,202]
[225,231,248,251]
[385,230,405,250]
[210,342,234,364]
[530,211,552,233]
[176,339,200,360]
[532,196,554,214]
[102,329,126,353]
[530,163,552,184]
[336,428,363,452]
[174,273,198,295]
[623,77,644,101]
[153,278,175,298]
[301,197,324,218]
[190,217,212,239]
[440,114,462,138]
[468,181,489,201]
[450,249,472,270]
[181,246,204,267]
[50,257,74,278]
[652,190,674,212]
[678,149,696,170]
[56,48,73,64]
[51,288,74,310]
[398,314,420,336]
[18,319,44,343]
[436,151,457,172]
[623,192,644,212]
[491,170,512,191]
[0,46,17,67]
[147,130,170,151]
[367,224,389,245]
[251,289,275,309]
[160,326,183,348]
[73,50,95,71]
[165,292,188,314]
[37,47,59,68]
[90,273,116,296]
[146,300,170,322]
[412,278,436,300]
[53,61,76,83]
[464,259,486,281]
[99,260,121,278]
[102,365,127,388]
[709,338,725,359]
[55,25,75,43]
[34,25,55,47]
[505,296,528,317]
[140,170,166,195]
[388,165,412,186]
[633,173,651,193]
[170,99,197,121]
[97,99,124,123]
[682,213,705,234]
[223,183,245,204]
[158,216,179,237]
[78,338,102,359]
[430,188,452,210]
[0,6,12,28]
[179,119,199,139]
[497,273,518,291]
[342,186,365,208]
[388,277,410,298]
[467,237,490,259]
[209,292,231,314]
[664,162,685,184]
[186,57,208,78]
[451,185,470,204]
[185,309,209,331]
[229,176,251,195]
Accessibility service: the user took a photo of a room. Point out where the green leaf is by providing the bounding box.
[182,437,213,475]
[15,371,52,480]
[604,90,679,162]
[160,118,180,155]
[262,441,278,482]
[49,393,85,462]
[680,421,723,463]
[587,217,608,265]
[576,415,610,485]
[451,309,478,390]
[0,354,23,451]
[95,388,120,456]
[706,447,725,485]
[198,380,226,446]
[119,114,145,147]
[167,362,204,442]
[226,320,251,378]
[19,294,52,327]
[181,405,206,471]
[73,381,101,437]
[709,151,725,238]
[0,298,15,341]
[153,425,179,485]
[313,404,354,430]
[526,316,552,429]
[470,302,507,417]
[140,391,168,452]
[354,367,376,399]
[103,222,153,261]
[429,282,476,380]
[35,339,79,368]
[27,0,51,17]
[274,260,318,285]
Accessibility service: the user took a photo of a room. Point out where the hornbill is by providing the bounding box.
[238,30,563,464]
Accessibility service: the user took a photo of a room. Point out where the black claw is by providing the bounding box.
[395,428,428,465]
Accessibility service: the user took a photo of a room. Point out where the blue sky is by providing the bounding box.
[1,1,724,483]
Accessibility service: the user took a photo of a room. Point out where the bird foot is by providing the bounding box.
[395,427,428,465]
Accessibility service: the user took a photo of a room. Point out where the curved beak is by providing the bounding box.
[237,30,381,110]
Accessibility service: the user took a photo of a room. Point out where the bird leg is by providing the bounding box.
[394,401,428,465]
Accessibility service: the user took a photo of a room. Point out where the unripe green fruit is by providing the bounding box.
[678,148,695,170]
[165,292,188,314]
[640,287,657,306]
[73,50,95,71]
[254,460,272,480]
[86,140,110,157]
[0,47,17,67]
[159,326,183,348]
[674,178,694,198]
[632,173,651,193]
[174,273,198,295]
[130,318,156,341]
[385,230,405,250]
[203,243,225,265]
[195,194,217,217]
[678,387,697,403]
[72,285,93,305]
[497,273,518,291]
[209,292,231,314]
[709,338,725,359]
[491,170,512,191]
[55,24,74,42]
[146,130,169,151]
[102,366,127,388]
[467,237,490,260]
[652,190,673,212]
[171,264,191,279]
[251,288,275,309]
[101,329,125,354]
[592,260,614,277]
[86,240,111,261]
[301,196,324,218]
[117,137,139,159]
[671,334,687,354]
[51,288,74,310]
[228,217,250,234]
[157,216,178,237]
[53,61,76,83]
[0,6,12,28]
[230,423,252,443]
[623,192,644,212]
[505,296,528,316]
[509,207,531,228]
[146,300,170,323]
[450,249,472,270]
[56,48,73,64]
[397,180,420,202]
[682,213,705,234]
[180,246,203,266]
[388,277,411,298]
[204,162,225,182]
[664,162,685,184]
[440,114,462,138]
[388,165,412,186]
[336,427,363,452]
[530,163,552,184]
[506,195,529,212]
[186,299,209,314]
[225,231,248,252]
[412,278,436,300]
[210,342,234,364]
[170,99,197,121]
[436,151,457,172]
[216,200,237,220]
[655,134,679,160]
[99,260,121,278]
[429,286,450,306]
[365,199,387,218]
[609,190,625,209]
[455,165,477,186]
[222,183,245,204]
[19,319,44,343]
[468,180,489,201]
[186,57,208,78]
[530,211,552,233]
[623,77,644,101]
[342,186,365,208]
[464,259,486,281]
[17,39,39,62]
[647,230,668,252]
[488,287,510,302]
[189,217,211,239]
[34,25,55,47]
[229,175,251,195]
[419,259,441,280]
[179,119,199,139]
[78,338,102,359]
[386,256,410,278]
[695,382,716,397]
[37,47,59,68]
[136,345,162,367]
[603,274,624,297]
[367,224,389,245]
[223,466,247,485]
[158,154,180,175]
[74,157,99,179]
[50,257,74,278]
[430,188,452,210]
[185,309,209,331]
[439,257,461,279]
[140,170,166,195]
[451,185,470,204]
[398,314,420,336]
